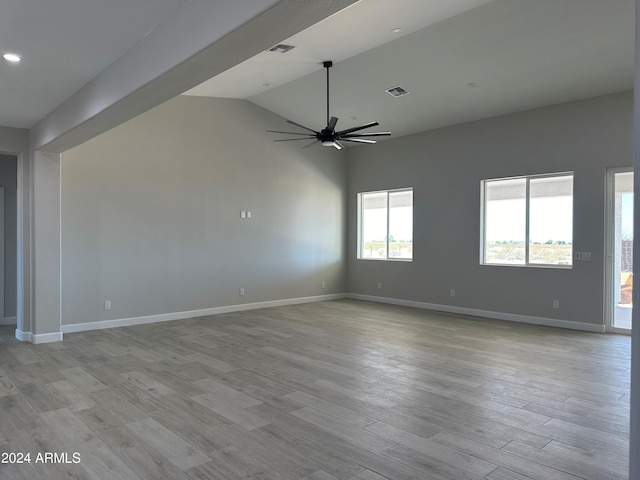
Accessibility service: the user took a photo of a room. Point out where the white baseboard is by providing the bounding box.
[31,331,64,344]
[49,292,606,338]
[0,316,16,326]
[15,329,31,342]
[61,293,347,334]
[346,293,606,333]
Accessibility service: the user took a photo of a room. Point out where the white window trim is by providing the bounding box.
[357,187,413,261]
[480,172,574,268]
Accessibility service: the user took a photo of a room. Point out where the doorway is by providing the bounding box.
[606,167,633,333]
[0,154,17,333]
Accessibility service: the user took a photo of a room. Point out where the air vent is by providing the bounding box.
[386,86,409,98]
[268,44,295,53]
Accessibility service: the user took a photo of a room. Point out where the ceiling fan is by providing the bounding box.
[267,60,391,150]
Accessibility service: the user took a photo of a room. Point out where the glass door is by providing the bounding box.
[606,168,633,332]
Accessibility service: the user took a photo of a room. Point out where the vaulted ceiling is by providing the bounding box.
[186,0,634,140]
[1,0,634,143]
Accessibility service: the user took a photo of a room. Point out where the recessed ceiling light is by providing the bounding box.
[391,28,402,33]
[3,53,21,63]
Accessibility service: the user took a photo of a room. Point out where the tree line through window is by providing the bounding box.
[357,173,572,267]
[481,172,573,266]
[358,188,413,260]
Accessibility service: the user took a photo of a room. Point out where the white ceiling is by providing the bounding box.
[184,0,494,99]
[0,0,188,128]
[0,0,635,141]
[187,0,635,141]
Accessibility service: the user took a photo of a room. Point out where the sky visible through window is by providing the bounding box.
[362,207,413,242]
[360,189,413,260]
[485,196,573,244]
[621,193,633,239]
[483,174,573,266]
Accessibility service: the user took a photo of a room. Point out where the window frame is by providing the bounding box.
[357,187,413,261]
[480,172,574,268]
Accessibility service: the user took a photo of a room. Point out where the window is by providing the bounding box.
[358,188,413,260]
[481,173,573,267]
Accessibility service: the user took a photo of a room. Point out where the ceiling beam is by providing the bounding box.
[30,0,358,153]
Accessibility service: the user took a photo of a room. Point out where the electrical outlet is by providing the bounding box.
[553,299,560,309]
[247,211,252,218]
[321,281,326,289]
[240,210,246,218]
[104,300,111,310]
[450,289,456,298]
[377,282,382,289]
[239,288,245,296]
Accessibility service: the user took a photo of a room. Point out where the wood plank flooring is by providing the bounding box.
[0,299,630,479]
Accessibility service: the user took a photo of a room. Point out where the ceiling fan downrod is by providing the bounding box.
[324,60,332,127]
[266,59,391,149]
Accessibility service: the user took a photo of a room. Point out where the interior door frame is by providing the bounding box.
[605,166,633,334]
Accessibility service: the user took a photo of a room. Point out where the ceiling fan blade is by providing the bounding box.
[342,131,391,137]
[335,121,380,136]
[273,137,317,142]
[341,138,376,144]
[268,62,389,150]
[266,130,317,136]
[286,120,318,134]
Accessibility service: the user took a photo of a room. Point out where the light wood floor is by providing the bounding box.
[0,300,630,480]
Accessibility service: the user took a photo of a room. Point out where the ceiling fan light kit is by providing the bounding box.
[267,60,391,149]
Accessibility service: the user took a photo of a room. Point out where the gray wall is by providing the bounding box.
[0,126,28,155]
[60,91,632,328]
[61,96,347,326]
[0,155,17,320]
[347,91,633,327]
[0,127,27,333]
